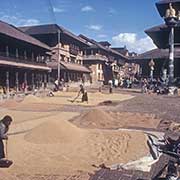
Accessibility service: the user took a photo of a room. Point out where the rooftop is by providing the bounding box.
[19,24,89,47]
[0,21,50,51]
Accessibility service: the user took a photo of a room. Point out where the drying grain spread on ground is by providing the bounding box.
[0,92,162,180]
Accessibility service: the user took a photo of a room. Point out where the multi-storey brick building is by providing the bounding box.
[19,24,91,84]
[79,35,126,85]
[0,20,51,94]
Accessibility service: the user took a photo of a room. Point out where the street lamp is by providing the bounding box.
[156,1,179,95]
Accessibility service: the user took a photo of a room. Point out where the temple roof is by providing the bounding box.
[133,47,180,61]
[0,21,50,51]
[145,23,180,48]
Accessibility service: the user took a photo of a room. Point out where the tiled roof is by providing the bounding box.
[79,34,127,60]
[19,24,89,47]
[0,21,50,50]
[133,47,180,60]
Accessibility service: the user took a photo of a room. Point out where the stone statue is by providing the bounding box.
[165,3,176,18]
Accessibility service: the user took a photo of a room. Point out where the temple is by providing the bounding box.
[134,0,180,80]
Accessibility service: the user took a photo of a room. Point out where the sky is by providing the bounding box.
[0,0,164,53]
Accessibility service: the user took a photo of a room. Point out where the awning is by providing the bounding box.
[61,61,91,73]
[0,57,51,71]
[47,61,91,73]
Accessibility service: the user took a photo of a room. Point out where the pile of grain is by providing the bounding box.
[0,99,20,108]
[71,109,115,129]
[71,110,160,129]
[109,112,160,129]
[0,171,17,180]
[22,95,44,104]
[24,119,84,144]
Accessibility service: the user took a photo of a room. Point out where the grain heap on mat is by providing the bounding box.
[71,109,115,129]
[24,119,84,144]
[22,95,44,104]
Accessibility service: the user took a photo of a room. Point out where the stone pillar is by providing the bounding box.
[6,71,9,97]
[168,27,175,87]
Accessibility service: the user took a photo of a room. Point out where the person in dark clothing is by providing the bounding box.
[79,84,88,103]
[0,115,12,159]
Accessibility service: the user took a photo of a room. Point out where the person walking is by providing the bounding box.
[0,115,12,159]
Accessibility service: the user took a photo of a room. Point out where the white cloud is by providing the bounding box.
[86,24,102,31]
[81,6,94,12]
[112,33,156,53]
[1,15,40,26]
[53,7,65,13]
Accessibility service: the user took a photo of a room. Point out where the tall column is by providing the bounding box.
[47,72,50,88]
[57,30,61,83]
[32,73,35,90]
[44,73,47,89]
[6,46,9,57]
[168,27,174,87]
[15,72,19,92]
[24,72,27,93]
[6,71,9,97]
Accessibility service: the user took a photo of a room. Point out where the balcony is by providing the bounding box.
[83,54,108,62]
[0,51,47,66]
[69,47,79,56]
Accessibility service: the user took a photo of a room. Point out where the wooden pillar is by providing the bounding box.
[6,71,9,96]
[15,72,19,92]
[40,74,43,88]
[44,73,47,89]
[16,48,19,58]
[32,73,35,90]
[47,72,50,88]
[6,46,9,57]
[31,52,34,61]
[24,72,27,93]
[91,50,93,55]
[24,50,27,60]
[63,72,66,81]
[68,72,70,82]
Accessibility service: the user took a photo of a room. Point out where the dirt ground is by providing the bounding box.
[0,90,170,180]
